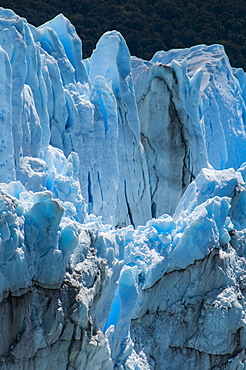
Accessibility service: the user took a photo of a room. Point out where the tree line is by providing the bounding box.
[1,0,246,70]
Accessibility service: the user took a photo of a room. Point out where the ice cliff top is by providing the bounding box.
[1,7,246,370]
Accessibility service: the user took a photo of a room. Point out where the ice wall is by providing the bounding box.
[1,6,246,370]
[151,44,246,170]
[132,45,246,217]
[0,8,151,228]
[1,8,246,225]
[2,161,246,369]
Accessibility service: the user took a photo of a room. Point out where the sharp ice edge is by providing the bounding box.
[0,7,246,369]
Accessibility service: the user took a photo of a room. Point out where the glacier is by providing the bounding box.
[0,6,246,369]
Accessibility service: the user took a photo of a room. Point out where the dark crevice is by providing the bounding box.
[124,179,135,228]
[140,132,158,218]
[155,72,196,190]
[142,247,220,292]
[151,202,157,219]
[88,171,93,214]
[168,94,195,192]
[97,171,104,210]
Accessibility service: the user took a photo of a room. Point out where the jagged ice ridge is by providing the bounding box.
[0,7,246,369]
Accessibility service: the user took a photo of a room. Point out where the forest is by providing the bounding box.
[1,0,246,70]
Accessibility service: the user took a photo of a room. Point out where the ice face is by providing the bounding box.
[152,44,246,170]
[1,7,246,370]
[1,161,245,369]
[134,61,209,217]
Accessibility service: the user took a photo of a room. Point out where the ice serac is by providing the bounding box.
[127,166,246,370]
[1,6,246,370]
[2,165,246,369]
[0,44,15,183]
[88,31,151,227]
[38,18,151,227]
[0,8,49,184]
[134,60,208,217]
[0,185,118,369]
[39,14,89,84]
[151,44,246,170]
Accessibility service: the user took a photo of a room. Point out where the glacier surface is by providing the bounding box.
[0,7,246,370]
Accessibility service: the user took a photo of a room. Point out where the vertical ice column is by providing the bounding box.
[89,31,151,227]
[0,24,27,170]
[0,46,15,182]
[23,23,50,153]
[89,75,119,223]
[38,13,89,84]
[0,9,50,167]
